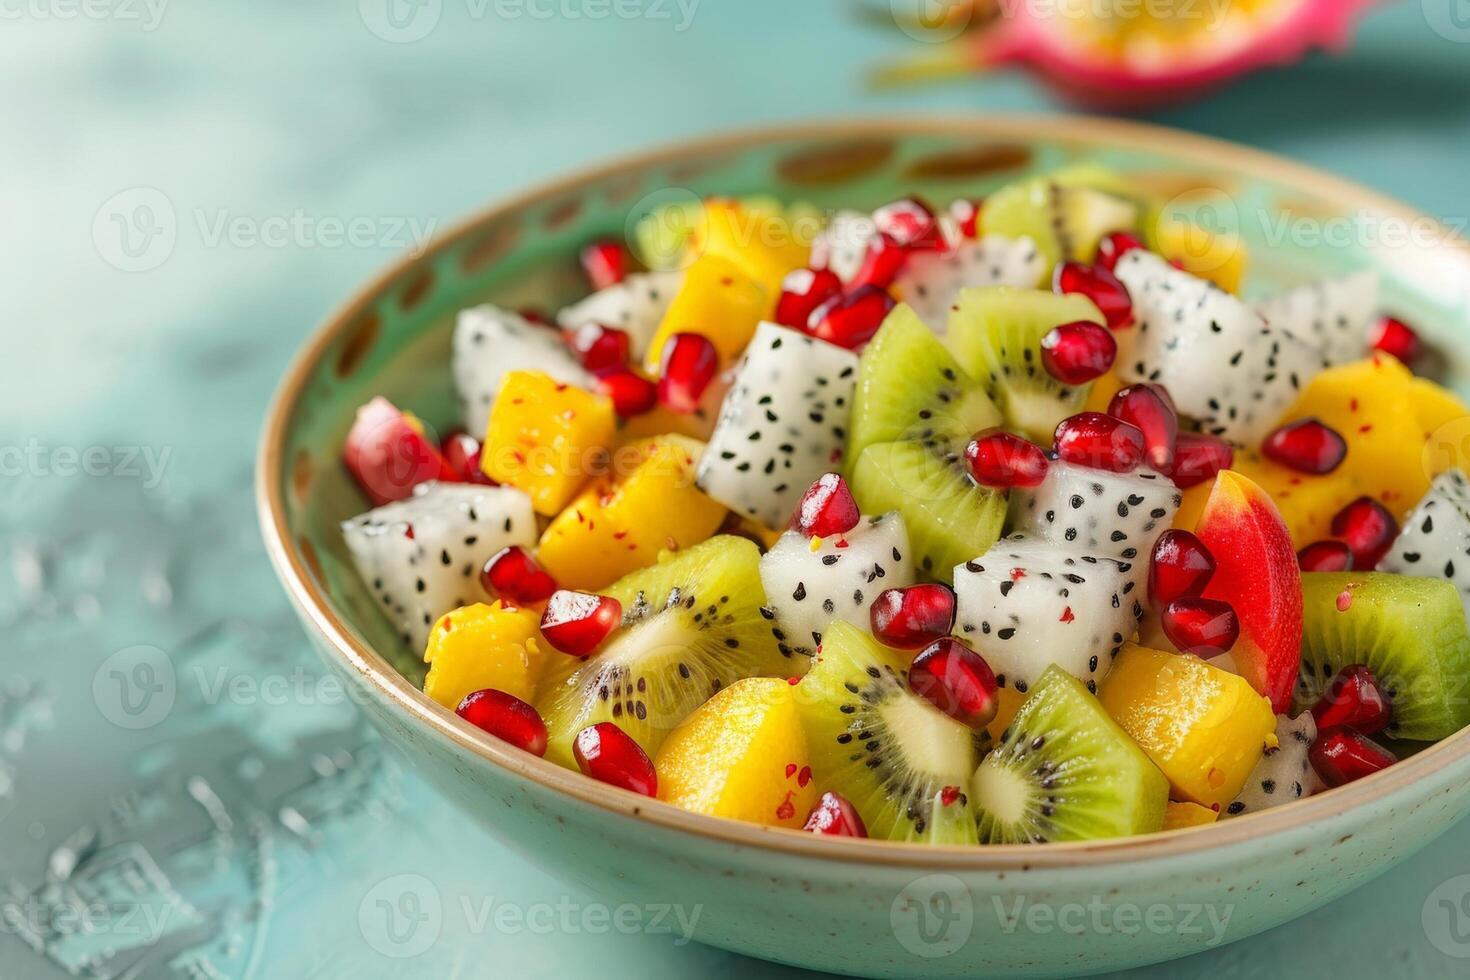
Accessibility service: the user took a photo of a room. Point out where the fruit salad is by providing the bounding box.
[338,174,1470,845]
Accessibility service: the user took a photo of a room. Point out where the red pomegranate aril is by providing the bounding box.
[1311,664,1392,736]
[657,332,720,413]
[1054,412,1145,473]
[456,689,548,757]
[873,196,945,252]
[807,285,896,350]
[908,637,1000,730]
[1149,530,1216,605]
[540,590,622,657]
[1166,432,1234,489]
[573,722,657,796]
[850,233,908,289]
[950,198,983,239]
[1108,384,1179,471]
[1309,727,1396,788]
[1368,315,1421,363]
[870,583,957,649]
[964,429,1050,489]
[791,472,861,538]
[775,267,843,329]
[595,368,659,417]
[1053,261,1133,330]
[567,323,631,372]
[343,397,459,505]
[1096,230,1145,273]
[441,430,495,485]
[580,240,629,291]
[1330,497,1399,569]
[1261,418,1347,475]
[1297,539,1354,572]
[803,791,868,837]
[1040,321,1117,385]
[518,307,550,325]
[1160,597,1239,658]
[481,545,559,605]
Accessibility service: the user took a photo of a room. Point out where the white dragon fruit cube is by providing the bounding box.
[1225,712,1317,817]
[1011,460,1181,565]
[810,209,876,283]
[894,235,1045,333]
[951,535,1141,695]
[1378,467,1470,621]
[1113,250,1325,445]
[697,322,860,529]
[1255,269,1378,367]
[759,511,915,661]
[555,269,681,360]
[342,482,536,652]
[453,305,592,433]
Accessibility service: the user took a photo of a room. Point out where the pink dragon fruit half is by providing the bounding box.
[877,0,1381,110]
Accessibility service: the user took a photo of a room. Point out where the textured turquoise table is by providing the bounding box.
[5,2,1470,976]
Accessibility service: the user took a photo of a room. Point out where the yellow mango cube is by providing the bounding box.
[423,601,547,710]
[644,255,770,372]
[481,370,615,516]
[1099,644,1275,809]
[1151,218,1248,294]
[655,677,817,828]
[688,198,811,297]
[1163,801,1220,831]
[537,434,727,591]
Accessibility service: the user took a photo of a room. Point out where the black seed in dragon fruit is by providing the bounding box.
[697,322,860,528]
[342,482,536,652]
[555,269,682,361]
[951,535,1140,694]
[1010,459,1181,564]
[453,306,591,432]
[1224,712,1317,817]
[1378,467,1470,620]
[759,511,914,660]
[894,236,1045,332]
[1255,269,1379,367]
[1112,250,1326,445]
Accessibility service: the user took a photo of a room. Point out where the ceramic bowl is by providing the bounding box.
[257,117,1470,978]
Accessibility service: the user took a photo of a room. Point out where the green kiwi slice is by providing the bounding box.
[980,176,1140,272]
[796,622,984,844]
[847,305,1008,581]
[971,665,1168,843]
[537,536,788,767]
[1297,572,1470,741]
[947,287,1107,443]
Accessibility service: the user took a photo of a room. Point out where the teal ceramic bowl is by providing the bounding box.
[258,117,1470,978]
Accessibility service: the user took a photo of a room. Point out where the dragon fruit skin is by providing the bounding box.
[1011,460,1180,566]
[555,270,682,360]
[1113,250,1326,446]
[1378,468,1470,621]
[759,511,915,661]
[1256,269,1380,366]
[342,481,536,652]
[1225,712,1317,817]
[948,1,1380,111]
[453,305,592,433]
[952,535,1139,694]
[893,236,1046,333]
[697,322,860,529]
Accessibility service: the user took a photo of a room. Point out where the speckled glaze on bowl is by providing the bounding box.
[258,117,1470,978]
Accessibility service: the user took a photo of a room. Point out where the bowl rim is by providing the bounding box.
[257,114,1470,870]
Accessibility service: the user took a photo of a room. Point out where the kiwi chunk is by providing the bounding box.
[972,665,1168,843]
[847,306,1008,581]
[1297,572,1470,741]
[981,177,1140,272]
[537,536,788,767]
[797,622,984,843]
[947,287,1107,442]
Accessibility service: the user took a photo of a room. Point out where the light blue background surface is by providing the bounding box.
[4,1,1470,976]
